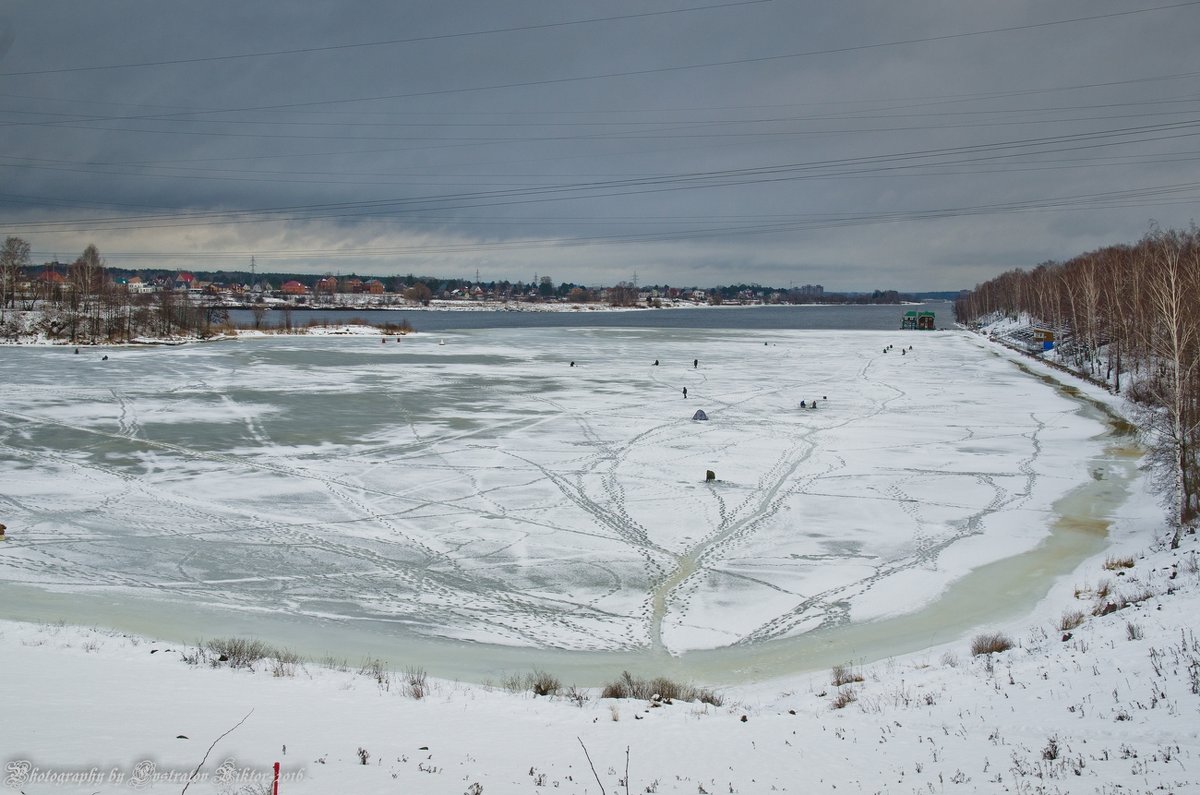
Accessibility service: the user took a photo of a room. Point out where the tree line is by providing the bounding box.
[954,226,1199,540]
[0,239,226,342]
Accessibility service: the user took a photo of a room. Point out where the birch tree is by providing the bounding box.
[1133,228,1200,544]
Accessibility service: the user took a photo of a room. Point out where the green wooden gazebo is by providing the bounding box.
[901,310,936,330]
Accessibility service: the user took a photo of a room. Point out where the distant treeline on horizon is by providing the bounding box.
[17,263,960,304]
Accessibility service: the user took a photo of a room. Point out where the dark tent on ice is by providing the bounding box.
[692,409,709,421]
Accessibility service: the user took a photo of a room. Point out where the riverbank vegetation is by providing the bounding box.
[955,225,1199,538]
[1,241,231,342]
[0,240,415,343]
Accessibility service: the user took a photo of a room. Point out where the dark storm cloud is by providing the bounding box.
[3,0,1200,289]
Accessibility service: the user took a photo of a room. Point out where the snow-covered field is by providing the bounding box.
[2,327,1196,793]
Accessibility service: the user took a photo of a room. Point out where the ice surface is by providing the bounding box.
[0,329,1124,656]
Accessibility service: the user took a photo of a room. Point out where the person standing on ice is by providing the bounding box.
[693,358,698,368]
[683,387,688,398]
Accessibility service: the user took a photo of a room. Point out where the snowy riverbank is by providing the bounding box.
[2,520,1195,794]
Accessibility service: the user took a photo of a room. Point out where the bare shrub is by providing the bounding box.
[495,669,561,697]
[831,663,864,687]
[319,655,349,672]
[830,688,857,709]
[600,670,722,706]
[270,648,302,678]
[180,644,208,666]
[565,684,589,707]
[205,637,273,669]
[970,632,1014,657]
[404,667,428,699]
[1094,586,1157,616]
[1103,555,1135,570]
[599,671,639,700]
[529,668,560,697]
[380,319,414,334]
[1120,587,1156,606]
[500,672,529,694]
[1057,610,1087,632]
[1126,622,1144,640]
[359,658,390,690]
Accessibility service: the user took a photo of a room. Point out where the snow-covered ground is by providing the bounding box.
[1,501,1194,794]
[2,328,1195,793]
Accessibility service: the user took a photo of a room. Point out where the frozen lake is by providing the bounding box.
[0,327,1138,680]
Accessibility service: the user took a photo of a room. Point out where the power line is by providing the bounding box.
[5,2,1198,122]
[108,2,1200,116]
[10,117,1200,234]
[29,178,1200,263]
[0,1,773,77]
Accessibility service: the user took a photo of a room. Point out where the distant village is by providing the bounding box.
[19,261,915,309]
[1,236,953,343]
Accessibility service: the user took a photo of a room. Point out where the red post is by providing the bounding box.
[272,762,280,795]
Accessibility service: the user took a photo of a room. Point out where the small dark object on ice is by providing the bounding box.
[706,470,716,481]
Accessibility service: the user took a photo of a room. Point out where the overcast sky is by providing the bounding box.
[2,1,1199,290]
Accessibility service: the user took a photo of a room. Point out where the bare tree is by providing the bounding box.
[1132,228,1200,542]
[0,236,30,310]
[960,226,1200,542]
[607,281,638,307]
[404,282,432,305]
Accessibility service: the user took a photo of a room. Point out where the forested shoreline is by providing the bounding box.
[955,226,1199,537]
[1,241,229,341]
